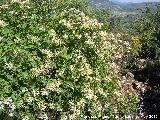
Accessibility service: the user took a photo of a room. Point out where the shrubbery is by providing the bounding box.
[129,6,160,60]
[0,0,136,119]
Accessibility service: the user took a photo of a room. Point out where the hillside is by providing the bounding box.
[89,0,123,11]
[89,0,160,23]
[90,0,160,11]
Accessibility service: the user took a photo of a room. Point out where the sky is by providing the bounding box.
[117,0,160,3]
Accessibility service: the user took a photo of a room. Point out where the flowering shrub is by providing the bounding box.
[0,0,136,119]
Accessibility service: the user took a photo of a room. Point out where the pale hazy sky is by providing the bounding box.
[117,0,160,3]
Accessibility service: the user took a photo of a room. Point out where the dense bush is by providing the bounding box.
[129,6,160,60]
[0,0,136,119]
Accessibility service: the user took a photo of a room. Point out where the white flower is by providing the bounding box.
[11,0,29,4]
[31,36,40,43]
[22,115,29,120]
[38,112,48,120]
[53,38,61,45]
[114,91,122,97]
[9,104,16,112]
[78,34,82,39]
[33,89,40,97]
[11,0,21,3]
[97,88,106,96]
[59,19,67,24]
[48,103,55,109]
[85,40,95,45]
[84,88,94,100]
[118,40,123,43]
[14,37,21,43]
[123,41,130,46]
[41,89,49,96]
[31,68,41,76]
[9,11,14,14]
[26,96,33,103]
[3,97,12,106]
[66,21,72,29]
[46,80,61,92]
[37,102,46,111]
[114,54,122,59]
[76,99,85,107]
[41,49,54,58]
[9,113,14,117]
[48,29,56,37]
[0,20,7,27]
[0,101,4,110]
[39,26,45,31]
[63,34,68,39]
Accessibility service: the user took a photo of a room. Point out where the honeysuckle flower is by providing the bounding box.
[48,29,56,37]
[85,39,95,45]
[26,96,33,103]
[59,19,67,24]
[9,113,14,117]
[77,34,82,39]
[3,97,12,106]
[123,41,130,46]
[0,101,4,110]
[30,36,40,43]
[84,88,94,100]
[65,21,73,29]
[63,34,68,39]
[52,38,61,45]
[114,91,122,97]
[33,89,40,97]
[40,89,49,96]
[4,62,14,70]
[70,65,74,71]
[14,37,21,43]
[0,20,7,27]
[22,116,29,120]
[48,103,55,109]
[46,80,61,92]
[59,19,73,29]
[118,40,123,43]
[94,101,102,112]
[37,101,46,111]
[41,49,54,58]
[11,0,29,4]
[9,11,14,14]
[38,112,48,120]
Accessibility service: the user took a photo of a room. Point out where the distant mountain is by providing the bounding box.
[110,0,122,4]
[89,0,160,22]
[89,0,123,11]
[121,2,160,12]
[89,0,160,12]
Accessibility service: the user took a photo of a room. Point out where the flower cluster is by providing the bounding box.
[11,0,29,4]
[45,79,61,92]
[0,97,15,116]
[37,112,48,120]
[0,20,8,27]
[31,61,52,76]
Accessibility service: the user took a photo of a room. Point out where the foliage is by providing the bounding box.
[129,6,160,59]
[87,7,109,26]
[0,0,136,119]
